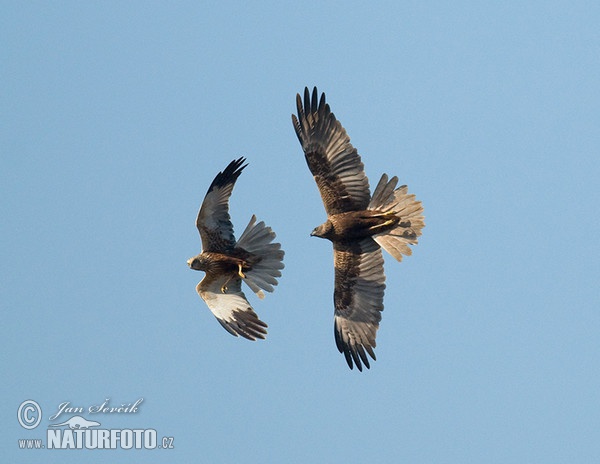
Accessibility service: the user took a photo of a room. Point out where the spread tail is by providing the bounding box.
[236,215,285,298]
[369,174,425,262]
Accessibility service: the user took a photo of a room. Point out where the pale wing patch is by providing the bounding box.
[196,274,267,341]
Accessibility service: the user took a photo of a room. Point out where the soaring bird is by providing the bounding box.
[187,157,284,340]
[292,87,424,370]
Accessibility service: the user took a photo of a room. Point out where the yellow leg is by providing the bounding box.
[221,275,231,293]
[371,217,398,233]
[221,264,246,293]
[237,263,246,279]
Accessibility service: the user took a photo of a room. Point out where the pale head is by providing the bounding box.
[187,254,204,271]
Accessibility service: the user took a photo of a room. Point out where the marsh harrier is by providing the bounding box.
[292,87,424,370]
[187,157,284,340]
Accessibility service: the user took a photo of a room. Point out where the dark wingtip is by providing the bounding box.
[207,157,247,193]
[216,315,268,341]
[230,156,248,174]
[334,324,375,372]
[311,86,318,113]
[303,87,311,115]
[319,91,326,112]
[296,87,327,114]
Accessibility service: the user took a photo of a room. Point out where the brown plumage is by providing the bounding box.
[187,157,284,340]
[292,87,425,370]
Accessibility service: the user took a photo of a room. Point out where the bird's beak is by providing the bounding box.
[186,258,193,267]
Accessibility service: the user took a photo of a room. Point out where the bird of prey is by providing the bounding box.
[292,87,425,371]
[187,157,284,340]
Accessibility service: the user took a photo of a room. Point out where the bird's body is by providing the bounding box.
[311,210,400,242]
[188,250,257,276]
[187,157,284,340]
[292,87,424,370]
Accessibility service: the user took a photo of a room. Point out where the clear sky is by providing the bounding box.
[3,1,599,462]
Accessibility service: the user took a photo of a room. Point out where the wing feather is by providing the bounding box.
[292,87,370,215]
[196,157,247,252]
[196,274,267,341]
[333,238,385,371]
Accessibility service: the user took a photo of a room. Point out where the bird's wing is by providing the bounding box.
[333,238,385,371]
[292,87,370,215]
[196,274,267,341]
[196,157,247,252]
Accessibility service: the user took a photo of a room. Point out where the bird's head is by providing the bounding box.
[187,255,203,271]
[310,221,334,240]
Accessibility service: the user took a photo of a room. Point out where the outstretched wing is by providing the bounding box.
[333,238,385,371]
[196,274,268,341]
[196,157,247,252]
[292,87,370,215]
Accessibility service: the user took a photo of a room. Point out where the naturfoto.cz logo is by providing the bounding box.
[17,398,175,451]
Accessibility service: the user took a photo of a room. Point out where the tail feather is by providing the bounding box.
[369,173,398,210]
[237,215,285,298]
[369,174,425,262]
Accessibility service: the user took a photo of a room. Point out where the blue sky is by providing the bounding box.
[3,1,599,462]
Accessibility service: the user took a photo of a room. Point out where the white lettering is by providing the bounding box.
[120,429,133,449]
[85,429,97,449]
[110,430,120,449]
[49,402,84,421]
[46,429,158,449]
[88,397,144,414]
[97,429,110,449]
[73,430,84,449]
[88,399,109,414]
[47,429,61,449]
[61,430,75,449]
[133,429,144,449]
[144,429,157,449]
